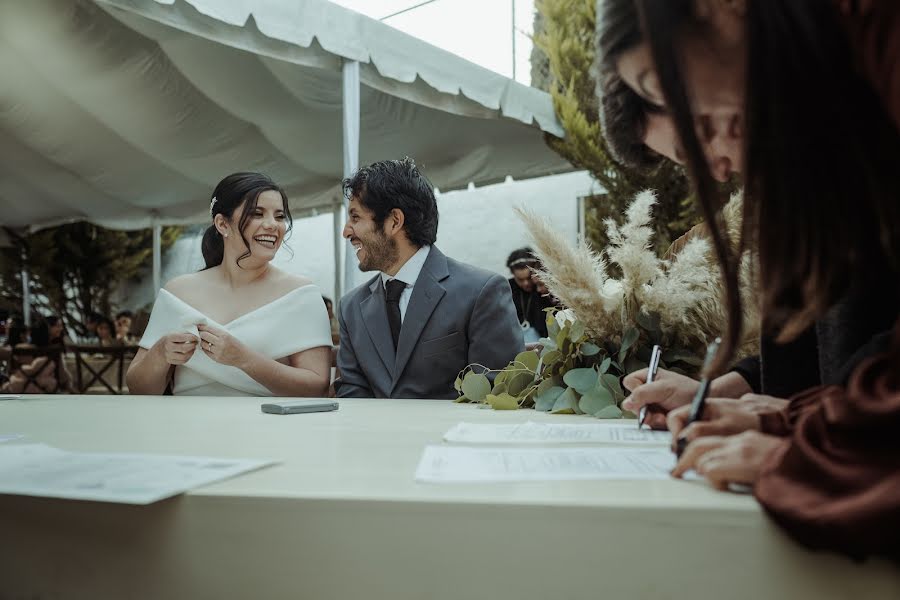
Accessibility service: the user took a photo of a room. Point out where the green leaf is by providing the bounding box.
[662,349,705,367]
[506,371,535,396]
[569,320,585,342]
[551,387,579,414]
[538,337,558,352]
[461,372,491,403]
[556,324,570,349]
[454,394,470,403]
[534,385,565,412]
[494,369,509,386]
[491,382,507,396]
[578,386,614,414]
[454,376,463,393]
[594,405,624,419]
[541,349,562,366]
[580,342,601,356]
[621,327,640,352]
[536,377,557,397]
[486,393,520,410]
[514,351,540,372]
[563,367,598,394]
[600,373,624,399]
[618,326,640,363]
[599,356,611,374]
[547,312,561,338]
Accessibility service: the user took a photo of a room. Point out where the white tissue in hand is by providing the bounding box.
[179,317,208,340]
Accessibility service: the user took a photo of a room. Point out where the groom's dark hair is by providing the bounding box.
[342,157,439,248]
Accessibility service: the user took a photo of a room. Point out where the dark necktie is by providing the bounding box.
[384,279,405,350]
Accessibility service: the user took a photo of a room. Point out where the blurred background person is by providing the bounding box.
[115,310,136,344]
[505,247,546,342]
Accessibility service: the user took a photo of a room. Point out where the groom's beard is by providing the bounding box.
[357,230,399,273]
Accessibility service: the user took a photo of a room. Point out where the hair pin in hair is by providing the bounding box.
[209,196,217,216]
[508,257,536,267]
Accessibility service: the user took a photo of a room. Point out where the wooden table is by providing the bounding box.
[1,395,897,599]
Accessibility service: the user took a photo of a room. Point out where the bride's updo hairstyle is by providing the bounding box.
[201,172,292,270]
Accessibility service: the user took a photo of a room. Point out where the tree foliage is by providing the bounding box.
[0,223,181,337]
[532,0,697,252]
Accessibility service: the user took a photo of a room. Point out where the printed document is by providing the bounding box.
[415,445,675,483]
[0,443,275,504]
[443,421,671,445]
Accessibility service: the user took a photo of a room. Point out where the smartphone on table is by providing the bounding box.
[260,399,339,415]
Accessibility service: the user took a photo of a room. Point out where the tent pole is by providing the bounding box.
[341,59,360,298]
[333,197,343,302]
[152,223,162,297]
[511,0,516,81]
[21,246,31,327]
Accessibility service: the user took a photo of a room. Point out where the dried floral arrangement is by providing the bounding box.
[456,190,759,418]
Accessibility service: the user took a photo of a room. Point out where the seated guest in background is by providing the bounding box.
[3,316,27,348]
[1,318,70,394]
[505,247,546,342]
[82,311,103,343]
[531,264,562,313]
[115,310,136,343]
[46,315,70,347]
[127,172,332,397]
[95,316,117,346]
[322,296,340,345]
[337,158,523,399]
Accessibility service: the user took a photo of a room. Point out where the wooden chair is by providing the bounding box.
[69,344,138,394]
[9,345,65,394]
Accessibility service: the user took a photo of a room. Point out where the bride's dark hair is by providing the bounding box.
[201,172,292,270]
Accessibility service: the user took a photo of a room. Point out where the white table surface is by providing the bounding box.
[1,395,898,599]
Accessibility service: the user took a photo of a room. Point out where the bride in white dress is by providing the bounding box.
[126,173,333,397]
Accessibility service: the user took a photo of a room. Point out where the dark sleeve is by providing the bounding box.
[730,356,761,394]
[753,318,900,560]
[468,274,525,372]
[334,302,373,399]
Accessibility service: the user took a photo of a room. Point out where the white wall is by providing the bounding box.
[434,170,597,277]
[118,170,598,310]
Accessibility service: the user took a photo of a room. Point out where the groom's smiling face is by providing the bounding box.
[344,196,399,273]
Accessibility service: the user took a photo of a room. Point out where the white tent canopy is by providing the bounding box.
[0,0,571,232]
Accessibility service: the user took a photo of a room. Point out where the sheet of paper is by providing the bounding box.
[0,434,25,443]
[443,421,671,445]
[415,445,675,483]
[0,443,275,504]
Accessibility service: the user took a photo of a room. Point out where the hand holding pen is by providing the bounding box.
[674,337,722,458]
[637,344,662,430]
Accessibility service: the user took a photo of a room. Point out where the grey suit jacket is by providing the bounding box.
[336,246,524,399]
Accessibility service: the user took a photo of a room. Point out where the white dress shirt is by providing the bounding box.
[380,245,431,322]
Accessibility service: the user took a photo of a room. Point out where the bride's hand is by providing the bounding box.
[161,333,198,365]
[198,324,247,368]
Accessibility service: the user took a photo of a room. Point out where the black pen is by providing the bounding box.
[675,337,721,458]
[637,344,662,430]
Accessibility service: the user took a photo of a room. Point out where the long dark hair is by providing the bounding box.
[201,172,292,270]
[599,0,900,373]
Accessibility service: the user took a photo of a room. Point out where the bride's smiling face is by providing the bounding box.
[227,190,288,261]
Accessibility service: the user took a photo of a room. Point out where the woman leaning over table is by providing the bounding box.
[595,0,900,559]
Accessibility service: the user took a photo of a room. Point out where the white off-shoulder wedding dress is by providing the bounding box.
[139,284,332,396]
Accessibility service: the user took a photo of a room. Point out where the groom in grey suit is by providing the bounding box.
[335,158,524,399]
